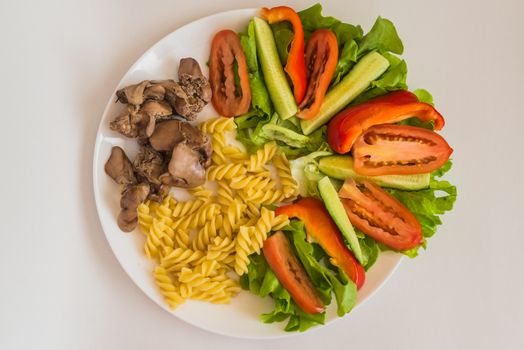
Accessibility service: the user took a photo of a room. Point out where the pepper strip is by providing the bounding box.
[276,198,366,289]
[327,90,445,154]
[261,6,307,104]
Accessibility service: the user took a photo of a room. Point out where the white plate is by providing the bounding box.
[93,8,402,339]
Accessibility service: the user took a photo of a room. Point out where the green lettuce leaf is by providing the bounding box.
[385,160,457,257]
[240,220,358,331]
[357,16,404,55]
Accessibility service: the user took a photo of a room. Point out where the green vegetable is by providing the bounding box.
[300,51,390,135]
[259,124,310,148]
[270,22,293,64]
[240,220,358,331]
[386,161,457,257]
[358,234,380,271]
[357,17,404,55]
[318,155,430,190]
[239,20,273,117]
[298,4,364,84]
[289,151,332,197]
[351,52,408,104]
[253,17,297,119]
[317,176,363,264]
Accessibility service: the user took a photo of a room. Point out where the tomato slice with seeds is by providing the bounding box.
[352,124,453,176]
[263,231,325,314]
[209,30,251,117]
[297,29,339,120]
[339,179,423,250]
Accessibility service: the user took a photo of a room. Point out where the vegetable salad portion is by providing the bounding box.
[208,3,456,331]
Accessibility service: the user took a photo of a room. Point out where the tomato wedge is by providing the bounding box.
[209,30,251,117]
[339,179,423,250]
[327,90,445,154]
[263,231,325,314]
[352,124,453,175]
[297,29,339,120]
[276,198,365,289]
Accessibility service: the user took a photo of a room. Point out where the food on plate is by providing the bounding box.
[296,29,338,120]
[261,6,307,104]
[102,3,458,333]
[110,58,210,139]
[276,198,365,289]
[339,178,423,250]
[318,155,430,190]
[209,30,251,117]
[132,118,295,307]
[300,51,390,135]
[252,16,298,119]
[352,124,453,175]
[327,90,445,154]
[263,231,325,314]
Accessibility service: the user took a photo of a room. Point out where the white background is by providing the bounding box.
[1,0,523,349]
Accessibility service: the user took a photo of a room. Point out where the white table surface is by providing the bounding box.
[1,0,523,349]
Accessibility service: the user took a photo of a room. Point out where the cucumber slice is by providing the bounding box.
[253,17,297,120]
[319,155,430,190]
[301,51,390,135]
[260,124,310,148]
[318,176,363,264]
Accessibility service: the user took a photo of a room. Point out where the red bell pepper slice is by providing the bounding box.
[261,6,307,104]
[297,29,339,120]
[327,90,445,154]
[275,198,366,289]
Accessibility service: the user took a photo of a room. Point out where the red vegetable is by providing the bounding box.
[352,124,453,175]
[261,6,307,104]
[276,198,365,289]
[263,231,325,314]
[339,179,423,250]
[327,90,445,154]
[209,30,251,117]
[297,29,339,120]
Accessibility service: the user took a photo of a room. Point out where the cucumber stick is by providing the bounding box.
[319,155,430,190]
[318,176,363,264]
[301,51,390,135]
[253,17,297,119]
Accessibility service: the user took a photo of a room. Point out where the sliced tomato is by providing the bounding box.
[263,231,325,314]
[352,124,453,175]
[297,29,339,120]
[276,198,365,289]
[209,30,251,117]
[339,179,423,250]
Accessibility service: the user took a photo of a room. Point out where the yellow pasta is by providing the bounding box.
[207,163,247,180]
[187,186,213,201]
[199,116,236,134]
[244,141,277,172]
[135,121,300,310]
[192,214,222,251]
[161,248,205,273]
[170,199,205,218]
[153,267,185,309]
[273,153,299,198]
[137,202,153,233]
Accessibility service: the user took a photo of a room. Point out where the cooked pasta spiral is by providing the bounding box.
[153,267,185,309]
[134,121,300,309]
[244,141,277,172]
[273,153,299,198]
[207,163,247,180]
[199,116,236,134]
